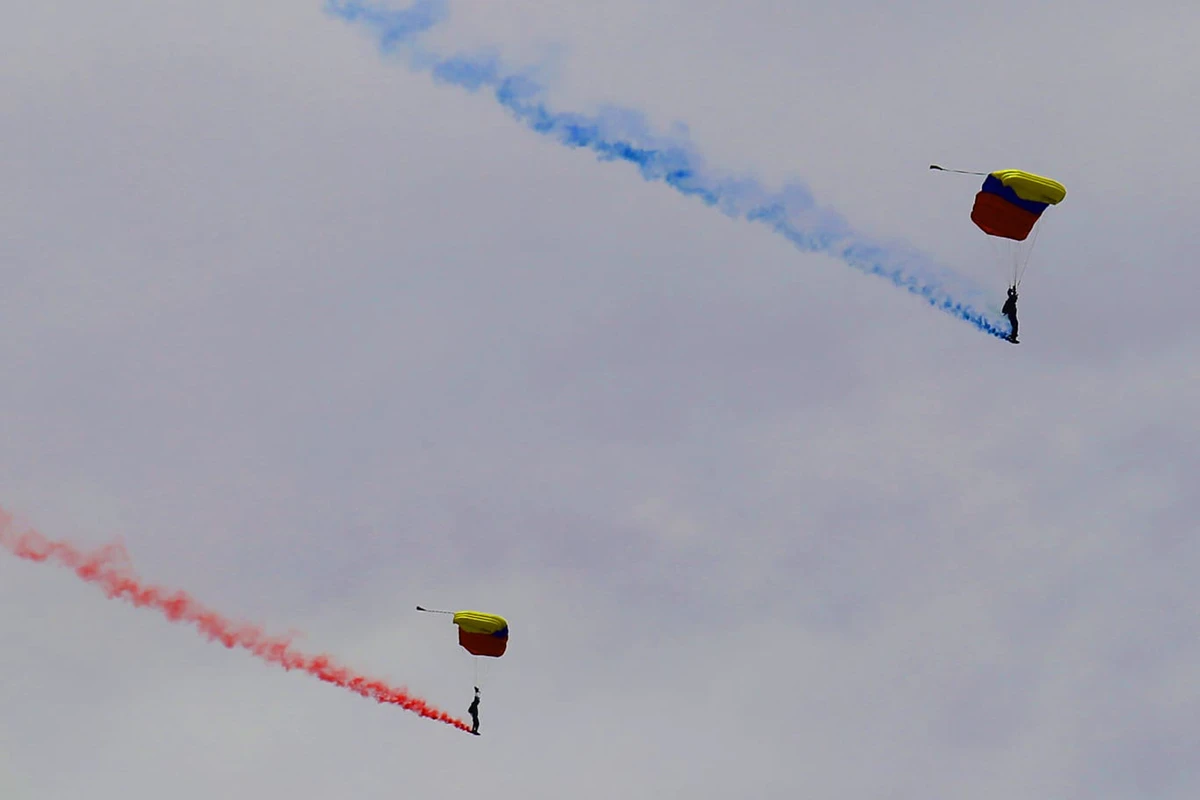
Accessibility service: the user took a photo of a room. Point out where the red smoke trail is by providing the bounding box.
[0,508,471,733]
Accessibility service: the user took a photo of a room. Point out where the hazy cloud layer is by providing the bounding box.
[2,1,1197,798]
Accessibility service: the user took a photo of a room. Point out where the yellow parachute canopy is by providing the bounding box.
[452,611,508,635]
[989,170,1067,205]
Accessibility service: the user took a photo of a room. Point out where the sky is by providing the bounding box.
[2,0,1198,797]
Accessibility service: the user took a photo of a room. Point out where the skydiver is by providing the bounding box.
[1001,285,1019,344]
[468,686,481,735]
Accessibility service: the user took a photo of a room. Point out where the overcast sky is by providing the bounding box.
[2,1,1198,797]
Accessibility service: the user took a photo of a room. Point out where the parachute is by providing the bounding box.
[970,170,1067,240]
[451,610,509,658]
[932,165,1066,288]
[417,606,508,687]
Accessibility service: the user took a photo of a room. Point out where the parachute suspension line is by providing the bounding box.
[929,164,988,176]
[1014,223,1043,288]
[473,657,491,690]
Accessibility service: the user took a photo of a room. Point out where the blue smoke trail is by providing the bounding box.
[326,0,1010,339]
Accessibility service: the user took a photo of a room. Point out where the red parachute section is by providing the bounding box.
[0,506,472,733]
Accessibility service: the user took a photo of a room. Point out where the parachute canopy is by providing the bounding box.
[452,610,509,658]
[971,169,1067,242]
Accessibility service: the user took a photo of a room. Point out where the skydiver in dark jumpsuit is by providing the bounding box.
[468,686,481,735]
[1001,285,1019,344]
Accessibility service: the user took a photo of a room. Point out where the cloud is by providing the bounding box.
[2,0,1197,797]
